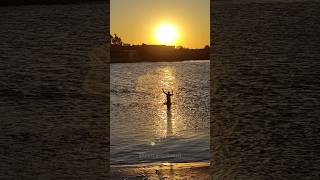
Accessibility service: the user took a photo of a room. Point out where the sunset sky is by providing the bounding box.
[111,0,210,49]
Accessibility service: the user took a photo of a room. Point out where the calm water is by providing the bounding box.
[111,61,210,165]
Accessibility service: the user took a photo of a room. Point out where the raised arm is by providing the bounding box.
[162,89,167,94]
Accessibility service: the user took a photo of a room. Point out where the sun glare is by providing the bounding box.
[155,23,179,46]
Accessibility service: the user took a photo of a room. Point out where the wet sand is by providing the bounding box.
[111,162,209,180]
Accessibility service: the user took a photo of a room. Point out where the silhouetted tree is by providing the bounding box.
[176,45,185,50]
[110,34,123,46]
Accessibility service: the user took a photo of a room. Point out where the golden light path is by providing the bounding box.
[157,67,177,138]
[136,66,185,141]
[154,23,179,46]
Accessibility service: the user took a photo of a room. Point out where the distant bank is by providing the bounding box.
[111,44,210,63]
[0,0,105,6]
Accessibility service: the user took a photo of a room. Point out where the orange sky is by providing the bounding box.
[111,0,210,49]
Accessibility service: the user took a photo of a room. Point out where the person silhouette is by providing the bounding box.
[162,89,174,105]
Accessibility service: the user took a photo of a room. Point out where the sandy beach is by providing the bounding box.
[111,162,209,180]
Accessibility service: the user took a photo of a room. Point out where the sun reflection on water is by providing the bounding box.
[160,68,176,89]
[136,66,185,139]
[156,67,178,139]
[111,62,210,164]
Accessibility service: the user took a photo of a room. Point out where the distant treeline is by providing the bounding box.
[0,0,105,6]
[111,44,210,63]
[110,34,210,63]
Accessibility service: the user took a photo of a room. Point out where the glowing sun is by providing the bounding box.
[155,23,179,46]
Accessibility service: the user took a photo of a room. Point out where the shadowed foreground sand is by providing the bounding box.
[111,162,209,180]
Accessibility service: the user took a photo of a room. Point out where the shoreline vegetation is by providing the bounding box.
[110,34,210,63]
[0,0,105,6]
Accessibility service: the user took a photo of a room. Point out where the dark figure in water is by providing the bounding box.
[162,89,174,105]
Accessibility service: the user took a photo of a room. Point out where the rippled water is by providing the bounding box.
[111,61,210,165]
[211,0,320,178]
[0,3,109,179]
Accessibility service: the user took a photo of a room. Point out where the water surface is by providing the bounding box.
[0,2,109,179]
[111,60,210,165]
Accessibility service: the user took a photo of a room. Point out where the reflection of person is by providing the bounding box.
[162,89,174,105]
